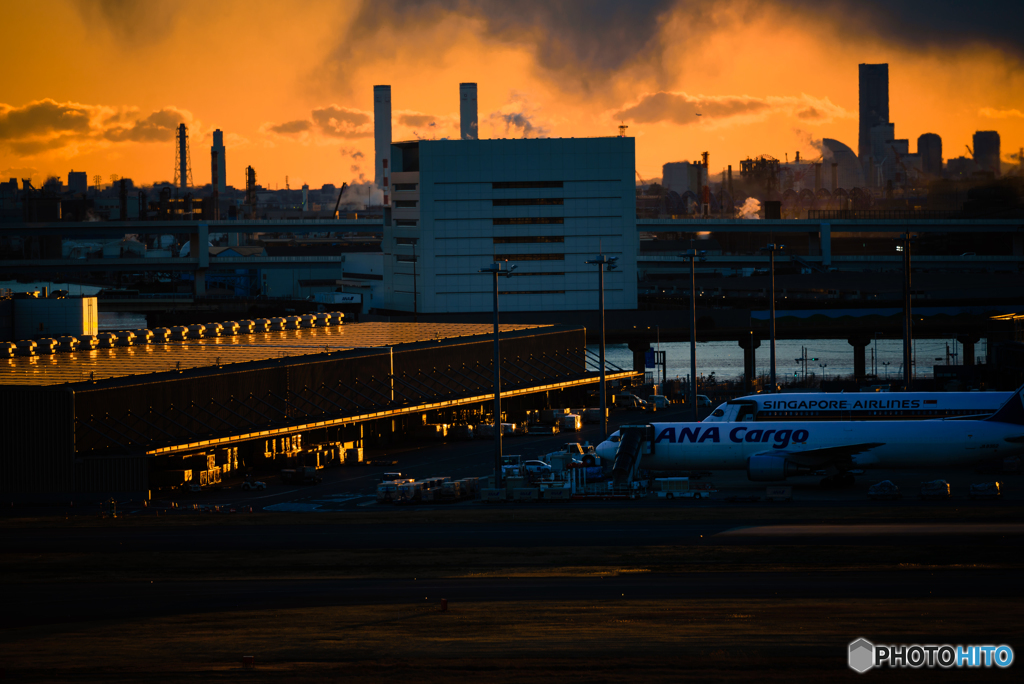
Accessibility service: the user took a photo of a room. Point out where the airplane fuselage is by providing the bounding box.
[598,419,1024,472]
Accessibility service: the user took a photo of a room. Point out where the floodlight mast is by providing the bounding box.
[479,261,517,488]
[585,253,618,439]
[681,243,706,420]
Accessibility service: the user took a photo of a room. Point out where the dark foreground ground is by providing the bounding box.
[2,503,1022,682]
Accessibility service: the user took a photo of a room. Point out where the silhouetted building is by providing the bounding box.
[374,85,392,192]
[973,131,1001,177]
[918,133,942,177]
[822,139,866,189]
[460,83,478,140]
[858,63,889,163]
[67,170,88,195]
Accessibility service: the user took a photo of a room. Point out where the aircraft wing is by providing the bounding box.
[755,442,885,469]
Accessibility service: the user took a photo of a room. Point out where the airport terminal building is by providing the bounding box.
[384,137,638,314]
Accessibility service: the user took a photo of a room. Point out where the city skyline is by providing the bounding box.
[2,0,1022,188]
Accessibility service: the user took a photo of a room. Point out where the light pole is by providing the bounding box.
[479,261,517,488]
[896,234,914,390]
[585,253,617,440]
[882,361,890,379]
[681,243,706,420]
[760,243,784,392]
[819,362,828,383]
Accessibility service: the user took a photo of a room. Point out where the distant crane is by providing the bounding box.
[635,170,649,193]
[965,144,974,157]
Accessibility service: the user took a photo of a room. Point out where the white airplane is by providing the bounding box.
[702,391,1013,423]
[596,385,1024,486]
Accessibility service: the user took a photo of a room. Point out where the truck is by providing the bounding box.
[280,466,322,485]
[560,414,582,432]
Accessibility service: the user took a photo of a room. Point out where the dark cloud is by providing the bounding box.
[399,113,435,127]
[325,0,681,91]
[7,136,80,156]
[615,92,770,124]
[103,108,188,142]
[321,0,1022,96]
[311,106,372,138]
[797,107,822,120]
[0,99,93,140]
[267,120,313,135]
[798,0,1024,61]
[70,0,180,44]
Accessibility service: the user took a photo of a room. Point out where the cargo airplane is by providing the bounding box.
[595,385,1024,486]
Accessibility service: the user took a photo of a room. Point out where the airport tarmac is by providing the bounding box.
[153,402,1020,514]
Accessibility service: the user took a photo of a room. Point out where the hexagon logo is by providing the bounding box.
[849,638,875,673]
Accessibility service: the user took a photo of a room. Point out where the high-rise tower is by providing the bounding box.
[917,133,942,177]
[211,129,226,192]
[858,64,889,163]
[460,83,478,140]
[174,123,193,190]
[374,85,392,195]
[973,131,1001,176]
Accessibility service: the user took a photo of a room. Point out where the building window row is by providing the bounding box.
[394,219,418,226]
[394,200,418,208]
[492,181,564,189]
[495,253,564,261]
[492,217,564,225]
[396,255,418,262]
[492,198,563,206]
[492,236,564,244]
[396,237,419,245]
[393,183,418,191]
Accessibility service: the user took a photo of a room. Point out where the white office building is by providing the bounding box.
[382,137,638,314]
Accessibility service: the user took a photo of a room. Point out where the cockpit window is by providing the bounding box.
[610,435,621,442]
[712,409,725,417]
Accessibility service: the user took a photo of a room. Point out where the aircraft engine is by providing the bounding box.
[746,454,809,481]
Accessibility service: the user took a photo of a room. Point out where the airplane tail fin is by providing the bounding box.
[986,384,1024,425]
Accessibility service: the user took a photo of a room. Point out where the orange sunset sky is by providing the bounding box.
[3,0,1022,190]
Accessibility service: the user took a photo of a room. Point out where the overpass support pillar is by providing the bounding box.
[819,223,831,267]
[628,340,652,377]
[957,333,981,366]
[738,333,761,392]
[808,232,821,257]
[848,334,871,381]
[193,223,209,298]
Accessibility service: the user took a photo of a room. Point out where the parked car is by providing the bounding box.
[920,480,951,500]
[697,395,712,407]
[969,482,1002,500]
[241,479,266,491]
[867,480,901,500]
[522,460,553,476]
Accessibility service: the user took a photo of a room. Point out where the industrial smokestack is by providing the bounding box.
[211,129,226,192]
[374,85,392,194]
[460,83,478,140]
[175,123,192,190]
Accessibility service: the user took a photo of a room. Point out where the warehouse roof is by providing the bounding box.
[0,322,549,387]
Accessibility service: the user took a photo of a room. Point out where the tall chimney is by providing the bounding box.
[178,124,188,190]
[374,85,392,193]
[460,82,478,140]
[211,129,226,192]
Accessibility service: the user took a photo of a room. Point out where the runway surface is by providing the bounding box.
[3,570,1015,629]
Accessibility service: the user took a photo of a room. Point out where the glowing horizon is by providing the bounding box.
[2,0,1021,190]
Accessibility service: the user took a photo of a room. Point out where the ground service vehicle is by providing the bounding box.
[868,480,901,500]
[969,482,1002,499]
[560,414,582,432]
[920,480,952,500]
[241,479,266,491]
[281,466,322,485]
